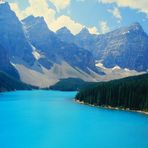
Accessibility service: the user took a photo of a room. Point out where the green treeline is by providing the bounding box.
[0,72,37,92]
[50,78,89,91]
[75,74,148,112]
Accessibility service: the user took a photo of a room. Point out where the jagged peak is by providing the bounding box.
[105,22,144,37]
[23,15,55,36]
[0,1,11,10]
[56,27,73,35]
[130,22,141,27]
[79,27,90,34]
[128,22,143,31]
[0,0,7,5]
[57,26,70,33]
[120,22,144,35]
[23,15,35,21]
[76,27,91,38]
[22,15,48,30]
[0,1,20,22]
[23,15,45,23]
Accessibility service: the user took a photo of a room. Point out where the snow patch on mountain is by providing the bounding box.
[122,31,130,35]
[112,65,121,70]
[32,50,41,60]
[95,62,104,69]
[95,62,145,82]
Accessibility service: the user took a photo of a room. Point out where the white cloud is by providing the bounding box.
[49,15,84,35]
[88,27,100,34]
[49,0,71,11]
[99,0,148,15]
[49,16,100,35]
[25,0,56,22]
[108,7,122,22]
[10,0,56,23]
[10,3,25,19]
[76,0,85,2]
[99,21,110,33]
[10,0,99,35]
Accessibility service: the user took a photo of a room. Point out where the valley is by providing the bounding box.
[0,2,147,89]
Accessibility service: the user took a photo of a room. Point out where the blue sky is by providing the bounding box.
[6,0,148,34]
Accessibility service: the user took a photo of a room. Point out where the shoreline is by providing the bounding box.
[75,100,148,116]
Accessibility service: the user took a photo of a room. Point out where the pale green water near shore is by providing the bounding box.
[0,90,148,148]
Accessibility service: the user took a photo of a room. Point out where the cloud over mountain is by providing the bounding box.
[107,7,122,23]
[49,0,71,11]
[99,0,148,15]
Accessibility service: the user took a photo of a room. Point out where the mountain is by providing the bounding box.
[57,23,148,72]
[56,27,75,44]
[0,3,103,88]
[0,72,37,92]
[18,15,104,87]
[76,28,93,40]
[0,2,35,65]
[22,16,101,74]
[76,73,148,112]
[57,27,97,52]
[0,2,146,89]
[95,23,148,71]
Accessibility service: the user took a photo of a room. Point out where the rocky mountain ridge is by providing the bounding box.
[57,23,148,72]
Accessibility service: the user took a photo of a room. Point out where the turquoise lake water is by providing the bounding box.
[0,90,148,148]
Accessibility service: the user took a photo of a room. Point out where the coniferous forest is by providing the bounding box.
[0,72,37,92]
[49,78,87,91]
[75,74,148,112]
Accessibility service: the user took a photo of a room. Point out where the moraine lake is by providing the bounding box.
[0,90,148,148]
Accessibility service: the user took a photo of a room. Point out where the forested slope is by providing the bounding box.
[49,78,89,91]
[75,74,148,111]
[0,72,37,92]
